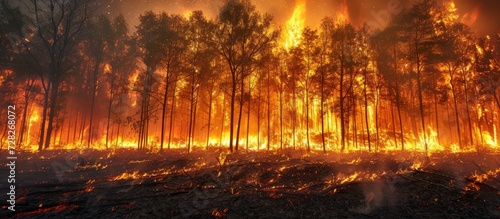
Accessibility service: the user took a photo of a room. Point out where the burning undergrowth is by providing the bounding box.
[1,149,499,218]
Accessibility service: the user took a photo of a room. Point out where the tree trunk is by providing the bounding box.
[206,88,214,150]
[229,73,236,152]
[18,78,35,148]
[320,68,326,153]
[339,53,346,151]
[462,69,474,146]
[393,45,404,150]
[160,69,171,151]
[168,78,177,150]
[449,68,463,149]
[257,77,262,151]
[246,77,251,151]
[235,67,245,151]
[88,59,100,149]
[363,69,371,151]
[45,78,60,149]
[279,71,283,150]
[105,91,114,150]
[190,97,198,153]
[416,51,428,155]
[292,66,297,150]
[187,70,196,152]
[220,93,226,147]
[38,82,51,151]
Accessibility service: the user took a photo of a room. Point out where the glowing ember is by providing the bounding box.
[112,171,141,180]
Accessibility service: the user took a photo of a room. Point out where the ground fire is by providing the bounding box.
[0,0,499,218]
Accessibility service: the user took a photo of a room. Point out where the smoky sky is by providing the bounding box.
[101,0,499,36]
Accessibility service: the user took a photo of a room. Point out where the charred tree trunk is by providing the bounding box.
[160,69,171,151]
[339,53,346,151]
[220,93,226,147]
[88,57,102,149]
[235,67,246,151]
[190,98,198,153]
[38,82,51,151]
[257,77,262,150]
[320,68,326,153]
[206,88,214,150]
[167,78,178,150]
[268,69,271,151]
[18,78,35,148]
[292,66,297,150]
[105,91,114,150]
[229,72,237,152]
[45,77,61,149]
[390,103,398,149]
[187,70,196,153]
[363,69,371,151]
[279,70,284,150]
[416,53,428,155]
[449,67,463,149]
[79,114,86,146]
[461,69,474,146]
[246,77,251,151]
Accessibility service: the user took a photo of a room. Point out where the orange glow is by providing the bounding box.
[461,7,479,26]
[128,70,140,107]
[335,0,350,24]
[443,0,459,24]
[112,170,140,180]
[183,11,192,19]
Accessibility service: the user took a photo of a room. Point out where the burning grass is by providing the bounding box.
[1,149,499,218]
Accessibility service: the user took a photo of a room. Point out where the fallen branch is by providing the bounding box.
[464,177,499,192]
[472,161,500,185]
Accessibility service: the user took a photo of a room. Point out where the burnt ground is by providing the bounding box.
[1,148,499,218]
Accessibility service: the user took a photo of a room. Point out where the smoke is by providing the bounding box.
[102,0,498,36]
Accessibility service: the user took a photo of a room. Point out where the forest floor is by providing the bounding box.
[1,148,500,218]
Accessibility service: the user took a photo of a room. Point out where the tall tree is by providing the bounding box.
[331,23,357,151]
[300,27,319,152]
[396,0,443,154]
[105,14,138,149]
[184,11,215,152]
[213,0,277,152]
[10,0,96,150]
[440,23,476,148]
[315,17,335,153]
[85,15,112,148]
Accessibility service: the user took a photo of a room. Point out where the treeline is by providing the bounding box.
[0,0,499,153]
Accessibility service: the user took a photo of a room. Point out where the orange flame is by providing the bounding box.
[283,0,305,51]
[335,0,350,24]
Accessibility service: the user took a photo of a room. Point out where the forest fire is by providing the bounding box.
[283,0,306,51]
[1,0,500,218]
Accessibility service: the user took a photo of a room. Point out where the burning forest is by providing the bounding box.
[1,0,500,218]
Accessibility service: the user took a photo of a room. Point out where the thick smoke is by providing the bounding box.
[102,0,498,36]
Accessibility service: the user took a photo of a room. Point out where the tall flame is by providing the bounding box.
[335,0,350,24]
[283,0,306,51]
[25,110,40,148]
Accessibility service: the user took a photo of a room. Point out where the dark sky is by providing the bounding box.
[101,0,500,36]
